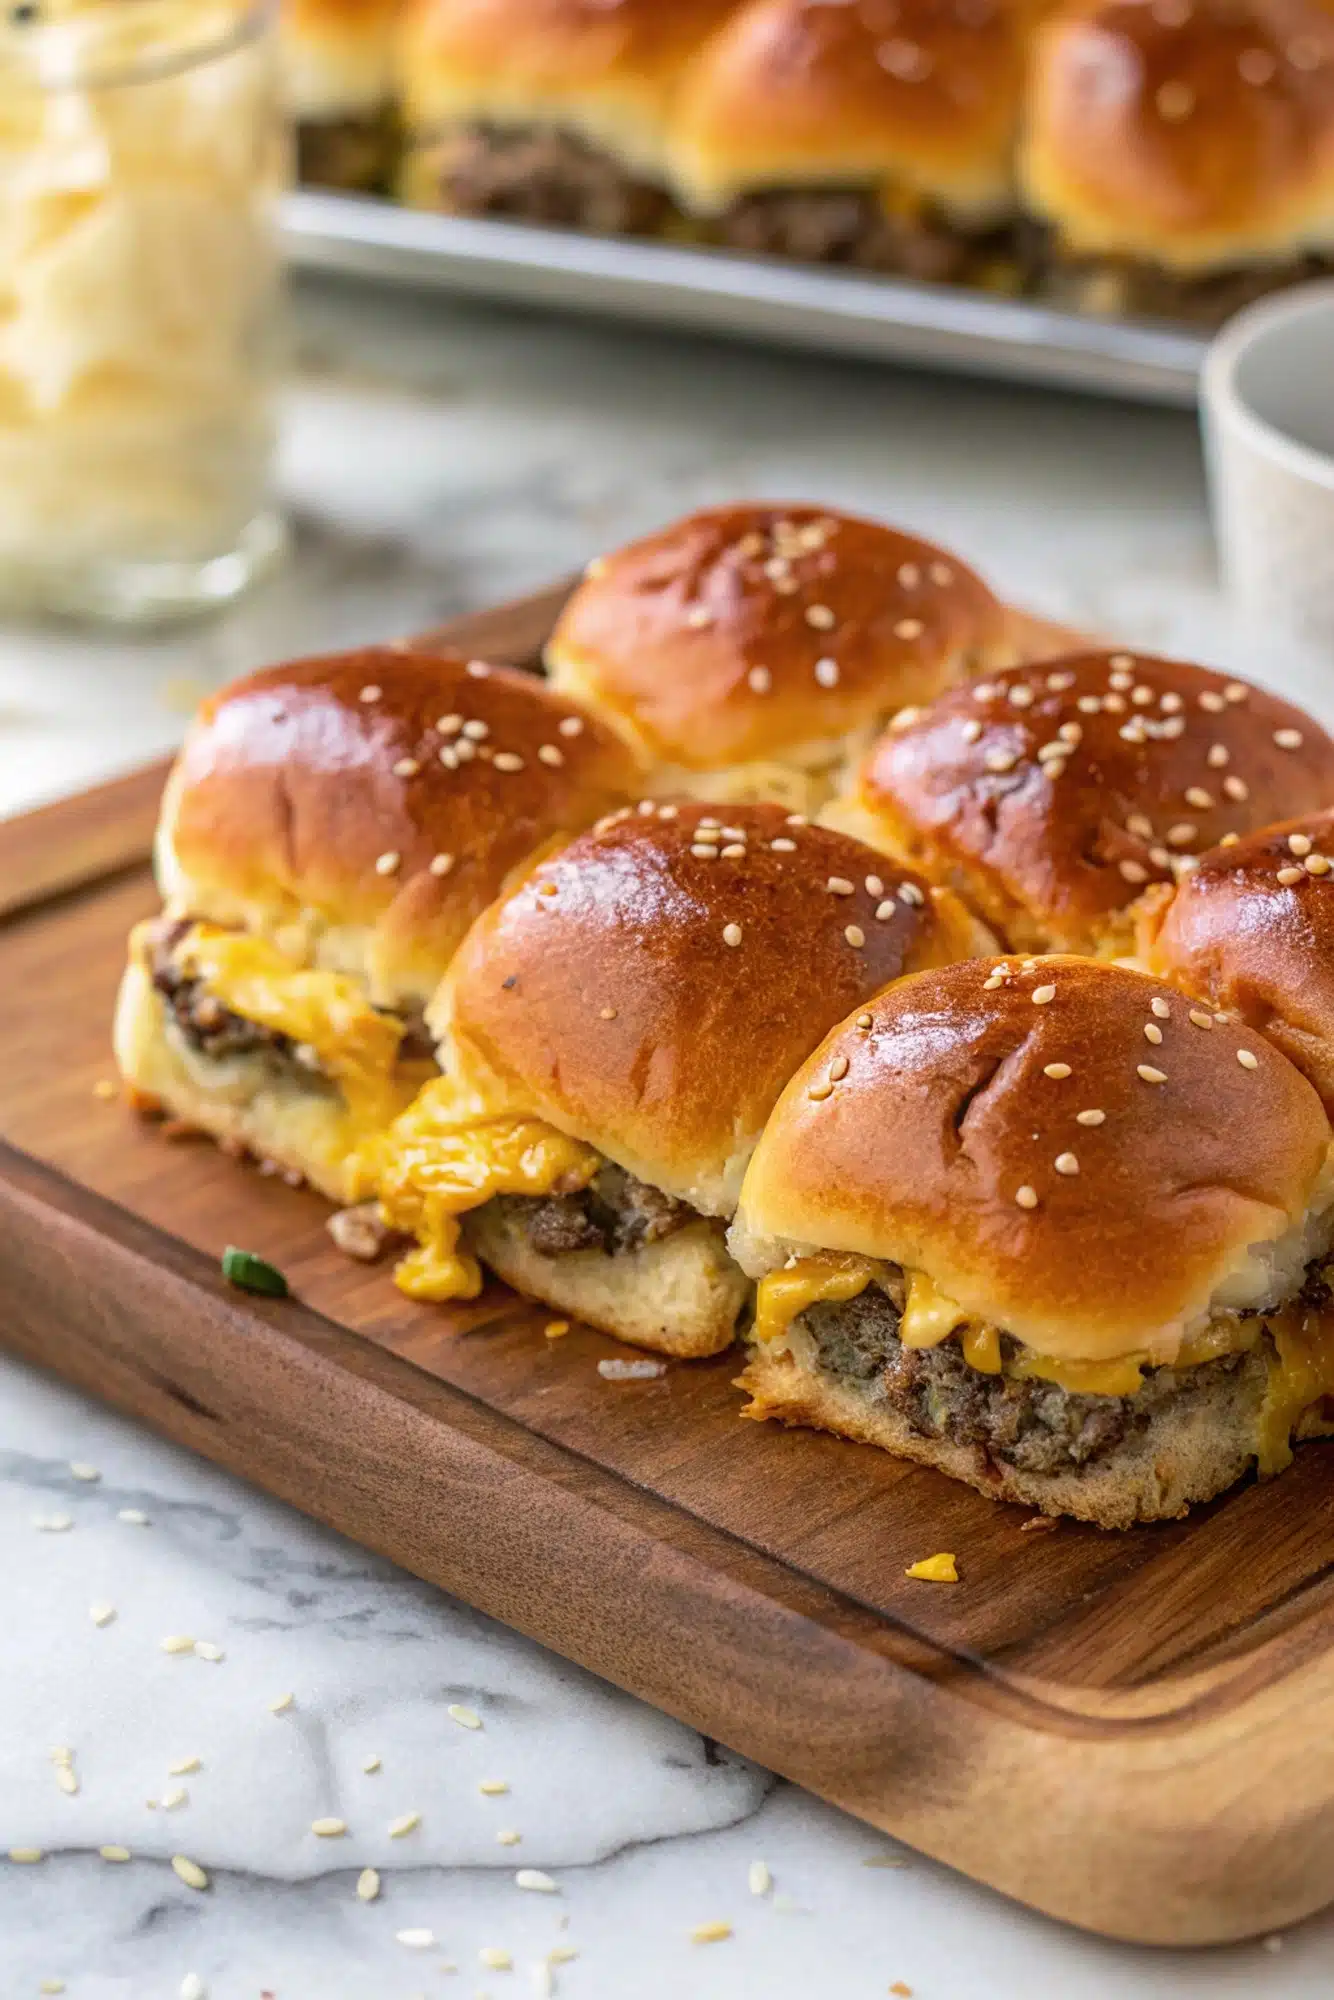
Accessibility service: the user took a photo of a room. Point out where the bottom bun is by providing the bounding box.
[467,1202,748,1359]
[112,962,420,1206]
[736,1339,1334,1529]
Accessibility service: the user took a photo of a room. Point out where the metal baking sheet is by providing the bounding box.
[283,188,1208,408]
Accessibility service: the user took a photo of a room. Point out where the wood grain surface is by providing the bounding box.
[2,589,1333,1948]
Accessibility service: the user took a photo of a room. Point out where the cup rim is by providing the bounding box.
[1201,279,1334,497]
[0,0,276,94]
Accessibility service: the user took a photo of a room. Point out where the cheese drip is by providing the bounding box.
[900,1270,970,1349]
[1008,1349,1148,1399]
[171,925,405,1122]
[1256,1303,1334,1476]
[372,1075,600,1303]
[752,1254,876,1347]
[749,1258,1284,1404]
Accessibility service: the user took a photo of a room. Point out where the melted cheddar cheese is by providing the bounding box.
[1256,1305,1334,1476]
[960,1324,1002,1375]
[900,1270,971,1350]
[171,925,405,1126]
[752,1255,876,1346]
[370,1076,601,1304]
[1007,1348,1148,1400]
[749,1255,1334,1470]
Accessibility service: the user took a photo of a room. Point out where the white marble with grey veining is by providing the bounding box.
[1,275,1332,1998]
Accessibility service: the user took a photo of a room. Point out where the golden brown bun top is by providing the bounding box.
[545,504,1014,775]
[399,0,738,161]
[672,0,1038,215]
[157,645,640,1012]
[282,0,401,117]
[438,798,991,1213]
[1022,0,1334,271]
[1146,809,1334,1113]
[738,954,1332,1361]
[852,650,1334,954]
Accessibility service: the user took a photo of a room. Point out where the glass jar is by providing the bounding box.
[0,0,288,623]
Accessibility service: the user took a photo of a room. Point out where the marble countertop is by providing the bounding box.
[2,276,1331,1998]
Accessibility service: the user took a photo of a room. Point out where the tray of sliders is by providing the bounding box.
[6,502,1334,1947]
[283,0,1334,405]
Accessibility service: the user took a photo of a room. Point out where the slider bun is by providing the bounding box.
[465,1203,751,1358]
[434,799,994,1215]
[1022,0,1334,271]
[671,0,1035,216]
[831,650,1334,955]
[282,0,401,118]
[157,645,640,1014]
[398,0,736,170]
[737,1334,1304,1529]
[1145,809,1334,1111]
[545,504,1014,806]
[735,954,1332,1363]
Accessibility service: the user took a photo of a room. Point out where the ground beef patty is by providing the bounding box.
[407,124,1332,327]
[422,127,989,280]
[796,1283,1260,1479]
[1024,227,1334,326]
[422,124,675,234]
[297,112,399,195]
[494,1163,695,1258]
[717,189,995,284]
[149,921,428,1073]
[150,923,302,1067]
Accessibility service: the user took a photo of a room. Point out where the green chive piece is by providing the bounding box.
[221,1247,288,1297]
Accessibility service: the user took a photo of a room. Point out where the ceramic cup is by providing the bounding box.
[1201,280,1334,659]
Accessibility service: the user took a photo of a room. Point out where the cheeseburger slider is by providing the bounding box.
[670,0,1036,285]
[544,504,1018,817]
[1144,809,1334,1112]
[373,801,992,1355]
[730,955,1334,1526]
[397,0,735,225]
[826,650,1334,956]
[1021,0,1334,323]
[285,0,403,192]
[115,646,639,1202]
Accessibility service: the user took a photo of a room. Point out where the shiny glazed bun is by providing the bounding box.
[731,953,1334,1525]
[671,0,1036,216]
[544,504,1016,814]
[433,799,992,1214]
[736,954,1331,1364]
[397,0,737,172]
[829,650,1334,955]
[283,0,401,119]
[1022,0,1334,270]
[157,644,641,1014]
[1145,809,1334,1110]
[113,646,638,1202]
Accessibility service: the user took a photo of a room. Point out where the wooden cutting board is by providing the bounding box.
[3,586,1333,1950]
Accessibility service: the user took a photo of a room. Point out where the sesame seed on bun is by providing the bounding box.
[155,644,640,1014]
[737,952,1330,1358]
[434,798,991,1215]
[114,645,639,1201]
[731,954,1334,1524]
[545,503,1016,816]
[671,0,1036,221]
[827,650,1334,956]
[374,798,990,1358]
[1022,0,1334,274]
[1145,808,1334,1112]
